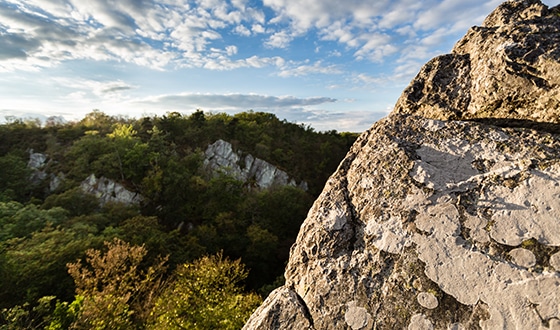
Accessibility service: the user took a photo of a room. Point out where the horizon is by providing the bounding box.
[1,0,559,133]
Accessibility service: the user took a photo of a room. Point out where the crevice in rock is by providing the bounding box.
[468,118,560,134]
[339,156,366,253]
[513,238,560,270]
[468,300,491,329]
[291,286,316,330]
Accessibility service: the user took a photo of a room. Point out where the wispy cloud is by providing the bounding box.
[274,108,387,132]
[50,77,136,97]
[135,93,336,110]
[0,0,270,71]
[278,60,342,77]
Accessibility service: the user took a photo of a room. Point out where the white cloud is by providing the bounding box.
[259,0,510,67]
[252,23,265,34]
[413,0,502,31]
[354,33,398,62]
[276,108,384,132]
[395,25,417,38]
[234,24,251,36]
[393,60,424,81]
[319,21,357,45]
[278,60,342,77]
[2,0,551,132]
[353,73,384,85]
[225,45,238,56]
[49,77,135,99]
[0,0,277,71]
[265,30,293,48]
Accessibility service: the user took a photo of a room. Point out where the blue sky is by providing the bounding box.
[1,0,559,132]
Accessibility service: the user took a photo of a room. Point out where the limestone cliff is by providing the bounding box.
[204,139,307,190]
[244,1,560,329]
[81,174,143,206]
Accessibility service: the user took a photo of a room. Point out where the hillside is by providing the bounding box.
[0,110,357,328]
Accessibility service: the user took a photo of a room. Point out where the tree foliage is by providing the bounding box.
[67,238,167,329]
[0,154,32,202]
[149,252,261,330]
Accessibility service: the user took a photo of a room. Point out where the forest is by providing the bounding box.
[0,110,358,329]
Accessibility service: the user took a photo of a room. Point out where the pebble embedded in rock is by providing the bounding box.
[550,252,560,271]
[548,318,560,330]
[509,248,537,268]
[417,292,439,309]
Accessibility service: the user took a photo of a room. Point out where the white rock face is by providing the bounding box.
[80,174,143,205]
[28,151,47,169]
[204,139,305,190]
[394,1,560,124]
[244,1,560,329]
[26,151,65,192]
[246,115,560,330]
[481,165,560,246]
[28,151,48,184]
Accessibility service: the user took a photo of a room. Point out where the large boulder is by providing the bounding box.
[244,1,560,329]
[394,0,560,125]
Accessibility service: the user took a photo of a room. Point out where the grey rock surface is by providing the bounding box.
[242,286,313,330]
[394,0,560,125]
[80,174,143,206]
[27,150,47,170]
[204,139,306,190]
[28,150,48,184]
[244,1,560,329]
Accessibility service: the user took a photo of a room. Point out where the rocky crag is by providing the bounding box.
[80,174,144,206]
[244,1,560,329]
[204,139,307,190]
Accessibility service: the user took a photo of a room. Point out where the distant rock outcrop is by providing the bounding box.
[244,1,560,329]
[204,139,307,190]
[28,150,48,184]
[80,174,143,206]
[26,151,140,204]
[27,150,64,191]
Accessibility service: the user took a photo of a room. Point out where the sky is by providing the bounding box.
[1,0,559,132]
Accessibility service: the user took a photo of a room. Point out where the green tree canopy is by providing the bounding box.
[149,252,261,330]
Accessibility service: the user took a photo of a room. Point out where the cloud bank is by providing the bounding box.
[0,0,506,75]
